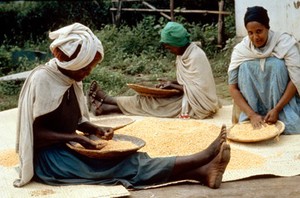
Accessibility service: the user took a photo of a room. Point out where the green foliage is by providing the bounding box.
[0,1,112,46]
[0,1,236,111]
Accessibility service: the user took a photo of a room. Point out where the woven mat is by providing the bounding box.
[1,106,299,193]
[223,134,300,181]
[0,109,129,198]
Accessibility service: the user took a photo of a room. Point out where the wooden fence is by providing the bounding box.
[110,0,231,48]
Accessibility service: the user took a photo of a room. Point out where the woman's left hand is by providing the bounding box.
[264,109,279,124]
[95,126,114,140]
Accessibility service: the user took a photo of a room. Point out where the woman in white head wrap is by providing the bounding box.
[14,22,109,187]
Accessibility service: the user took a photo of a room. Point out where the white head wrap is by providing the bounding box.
[49,22,104,71]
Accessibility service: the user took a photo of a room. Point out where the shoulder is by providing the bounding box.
[26,64,57,91]
[271,30,296,44]
[189,42,206,56]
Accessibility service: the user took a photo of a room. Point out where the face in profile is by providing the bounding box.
[162,43,187,56]
[58,53,102,82]
[246,21,269,48]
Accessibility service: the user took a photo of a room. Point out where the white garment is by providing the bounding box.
[176,42,220,118]
[49,23,104,71]
[14,60,90,187]
[116,42,220,119]
[228,30,300,94]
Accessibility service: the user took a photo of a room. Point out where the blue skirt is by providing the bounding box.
[34,144,176,189]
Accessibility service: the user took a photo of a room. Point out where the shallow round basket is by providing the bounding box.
[127,83,182,98]
[90,117,135,130]
[66,134,146,159]
[227,120,285,143]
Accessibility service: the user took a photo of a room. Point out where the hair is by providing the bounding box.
[244,6,270,29]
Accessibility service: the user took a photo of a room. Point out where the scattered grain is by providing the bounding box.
[116,118,221,157]
[30,189,55,196]
[227,149,266,170]
[0,149,19,167]
[116,118,266,170]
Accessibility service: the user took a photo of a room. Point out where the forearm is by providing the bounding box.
[34,128,79,149]
[171,83,184,92]
[77,121,98,134]
[229,84,257,118]
[273,81,297,112]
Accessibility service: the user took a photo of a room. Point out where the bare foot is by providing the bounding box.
[89,80,106,101]
[204,142,231,189]
[90,100,103,116]
[87,81,106,115]
[204,124,227,159]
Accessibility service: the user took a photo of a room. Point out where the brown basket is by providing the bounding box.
[127,83,182,98]
[227,120,285,143]
[91,117,135,130]
[66,134,146,159]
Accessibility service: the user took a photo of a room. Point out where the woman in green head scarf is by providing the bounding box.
[88,21,221,119]
[160,21,190,47]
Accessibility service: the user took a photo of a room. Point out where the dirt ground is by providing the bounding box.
[215,77,232,105]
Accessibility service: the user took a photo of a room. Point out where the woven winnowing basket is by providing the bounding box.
[227,120,285,143]
[91,117,135,130]
[66,134,146,159]
[127,83,182,98]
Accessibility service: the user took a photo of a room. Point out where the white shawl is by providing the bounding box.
[14,59,90,187]
[177,42,220,118]
[228,30,300,94]
[14,22,104,187]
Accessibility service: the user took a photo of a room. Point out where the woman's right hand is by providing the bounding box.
[249,113,266,129]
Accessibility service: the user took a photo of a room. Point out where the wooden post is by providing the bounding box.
[116,0,123,26]
[217,0,225,48]
[111,1,116,24]
[170,0,174,21]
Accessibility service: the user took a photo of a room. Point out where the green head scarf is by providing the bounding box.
[160,22,190,47]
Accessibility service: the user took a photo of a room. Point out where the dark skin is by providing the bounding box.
[229,21,298,129]
[33,52,114,150]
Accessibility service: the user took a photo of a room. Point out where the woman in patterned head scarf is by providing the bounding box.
[14,23,110,187]
[228,6,300,134]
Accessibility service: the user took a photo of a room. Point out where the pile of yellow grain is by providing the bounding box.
[0,149,19,167]
[116,118,221,156]
[227,149,266,170]
[116,117,266,170]
[228,122,279,141]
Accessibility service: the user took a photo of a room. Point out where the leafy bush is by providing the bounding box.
[0,1,236,111]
